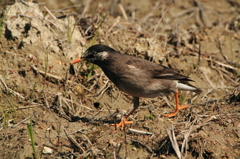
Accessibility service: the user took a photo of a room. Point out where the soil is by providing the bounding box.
[0,0,239,159]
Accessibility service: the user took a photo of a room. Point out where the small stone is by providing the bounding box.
[42,146,53,154]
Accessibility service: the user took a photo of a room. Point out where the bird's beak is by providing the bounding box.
[72,57,82,64]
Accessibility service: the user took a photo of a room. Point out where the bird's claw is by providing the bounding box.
[163,105,189,117]
[111,118,133,130]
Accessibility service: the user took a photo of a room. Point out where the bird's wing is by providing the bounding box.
[125,57,193,81]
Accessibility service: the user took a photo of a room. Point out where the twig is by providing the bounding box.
[129,128,154,136]
[31,65,67,82]
[31,65,92,92]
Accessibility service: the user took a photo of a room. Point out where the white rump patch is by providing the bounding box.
[177,82,196,91]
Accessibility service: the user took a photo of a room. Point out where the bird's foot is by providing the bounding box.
[111,118,133,130]
[163,105,189,117]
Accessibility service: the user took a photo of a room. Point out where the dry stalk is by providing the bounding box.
[63,127,86,153]
[194,0,212,27]
[110,0,120,15]
[131,139,153,153]
[81,0,92,17]
[89,79,110,99]
[166,125,182,159]
[42,90,50,108]
[54,93,71,121]
[181,125,193,156]
[201,70,215,88]
[118,3,128,20]
[19,0,30,6]
[172,8,197,18]
[201,88,214,101]
[0,75,25,99]
[44,6,57,20]
[116,143,123,159]
[128,128,154,136]
[112,89,121,105]
[190,52,239,70]
[89,73,104,92]
[61,95,92,111]
[11,116,30,128]
[137,3,162,24]
[153,8,168,34]
[107,16,121,35]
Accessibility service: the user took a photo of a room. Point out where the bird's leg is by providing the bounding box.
[112,97,139,130]
[164,90,189,117]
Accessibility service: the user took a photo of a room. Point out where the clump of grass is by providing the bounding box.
[179,93,187,105]
[67,16,75,44]
[144,114,155,120]
[27,119,38,159]
[89,13,107,46]
[87,64,98,78]
[0,16,3,37]
[29,82,37,101]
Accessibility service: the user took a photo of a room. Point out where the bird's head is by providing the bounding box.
[72,44,116,64]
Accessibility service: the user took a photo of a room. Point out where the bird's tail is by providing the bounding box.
[177,81,202,94]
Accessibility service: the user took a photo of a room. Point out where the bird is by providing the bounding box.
[72,44,202,129]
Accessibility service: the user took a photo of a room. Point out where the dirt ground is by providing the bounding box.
[0,0,239,158]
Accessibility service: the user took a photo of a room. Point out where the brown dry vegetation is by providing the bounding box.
[0,0,240,159]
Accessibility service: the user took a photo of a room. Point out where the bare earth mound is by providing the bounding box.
[0,0,239,158]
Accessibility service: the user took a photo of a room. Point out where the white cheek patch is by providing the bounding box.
[98,51,109,60]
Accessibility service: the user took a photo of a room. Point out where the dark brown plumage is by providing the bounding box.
[73,44,201,129]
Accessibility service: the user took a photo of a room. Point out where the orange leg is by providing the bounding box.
[111,97,139,130]
[164,91,189,117]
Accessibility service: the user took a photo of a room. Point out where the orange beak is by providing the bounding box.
[72,57,81,64]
